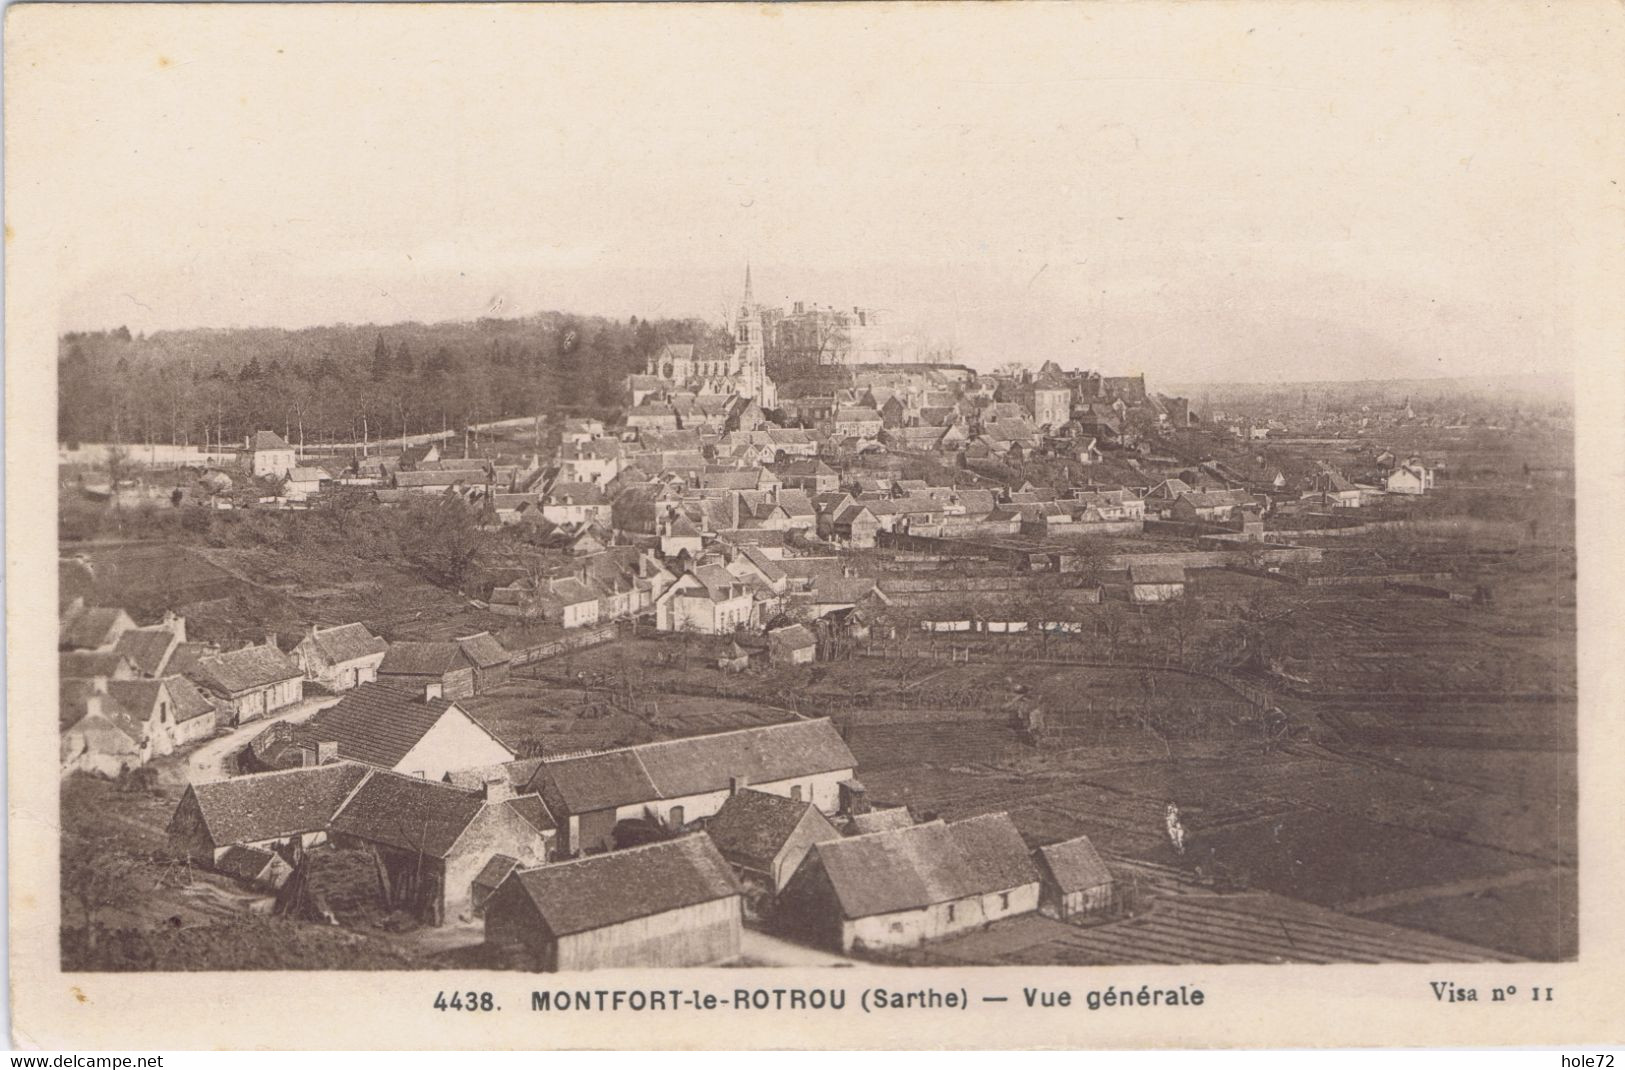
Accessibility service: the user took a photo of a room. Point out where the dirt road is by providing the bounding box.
[187,694,342,781]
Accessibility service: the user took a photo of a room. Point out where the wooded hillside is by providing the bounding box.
[59,313,733,448]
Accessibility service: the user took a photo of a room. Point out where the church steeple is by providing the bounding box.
[742,262,753,309]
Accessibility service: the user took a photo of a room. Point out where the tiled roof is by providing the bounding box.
[1035,834,1112,893]
[473,853,520,892]
[161,674,216,723]
[114,627,180,676]
[506,794,557,834]
[806,811,1036,919]
[504,835,739,936]
[328,770,486,858]
[216,845,278,882]
[456,632,511,669]
[947,812,1041,895]
[180,763,369,848]
[60,606,130,650]
[377,642,472,677]
[1128,563,1186,585]
[60,650,135,679]
[530,719,855,815]
[810,821,970,919]
[767,624,818,654]
[250,430,292,451]
[848,807,914,835]
[309,623,387,665]
[293,683,483,770]
[704,789,826,871]
[632,719,854,801]
[192,644,302,695]
[533,750,659,814]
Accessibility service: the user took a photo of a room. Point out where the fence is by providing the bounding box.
[509,622,620,666]
[858,638,1277,711]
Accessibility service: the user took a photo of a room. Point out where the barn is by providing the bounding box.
[483,834,743,971]
[702,788,840,893]
[777,812,1039,953]
[375,642,480,700]
[1034,834,1115,919]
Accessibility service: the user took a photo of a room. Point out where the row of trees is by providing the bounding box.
[58,313,733,448]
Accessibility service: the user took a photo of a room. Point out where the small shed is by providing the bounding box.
[766,623,818,666]
[1128,563,1186,604]
[1034,834,1115,919]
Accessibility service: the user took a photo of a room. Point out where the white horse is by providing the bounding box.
[1165,802,1187,855]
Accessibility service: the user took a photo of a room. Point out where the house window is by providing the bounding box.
[1000,892,1010,910]
[669,805,685,828]
[947,904,956,922]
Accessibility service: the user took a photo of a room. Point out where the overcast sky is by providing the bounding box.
[18,3,1597,382]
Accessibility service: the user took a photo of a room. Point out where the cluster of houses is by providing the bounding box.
[57,592,531,778]
[164,705,1118,969]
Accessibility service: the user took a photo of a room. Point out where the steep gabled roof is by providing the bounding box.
[947,812,1040,895]
[114,627,180,677]
[61,650,137,679]
[179,763,369,848]
[293,683,504,770]
[328,770,487,858]
[250,430,293,451]
[308,623,387,665]
[456,632,511,669]
[806,811,1036,919]
[503,835,739,936]
[1036,834,1112,893]
[192,644,302,695]
[377,642,474,677]
[704,789,830,871]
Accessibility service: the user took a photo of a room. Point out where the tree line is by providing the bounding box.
[59,312,734,448]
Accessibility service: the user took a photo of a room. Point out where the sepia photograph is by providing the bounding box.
[8,0,1624,1051]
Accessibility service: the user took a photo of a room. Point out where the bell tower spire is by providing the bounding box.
[742,262,754,309]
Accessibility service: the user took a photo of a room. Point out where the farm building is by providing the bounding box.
[215,845,294,891]
[847,806,914,836]
[166,762,371,867]
[483,834,743,971]
[291,622,388,692]
[59,683,164,778]
[1034,834,1115,919]
[1128,563,1186,604]
[289,682,515,780]
[702,788,841,893]
[325,770,554,924]
[766,623,818,665]
[529,718,858,856]
[163,674,218,745]
[188,642,304,726]
[375,641,480,699]
[777,812,1040,953]
[456,632,513,691]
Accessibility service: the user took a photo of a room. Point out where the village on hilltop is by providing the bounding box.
[56,268,1574,972]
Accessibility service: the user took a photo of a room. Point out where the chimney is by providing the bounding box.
[317,741,337,765]
[423,681,443,702]
[85,694,103,720]
[163,611,188,643]
[729,775,749,797]
[264,630,279,650]
[482,777,515,804]
[91,675,109,694]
